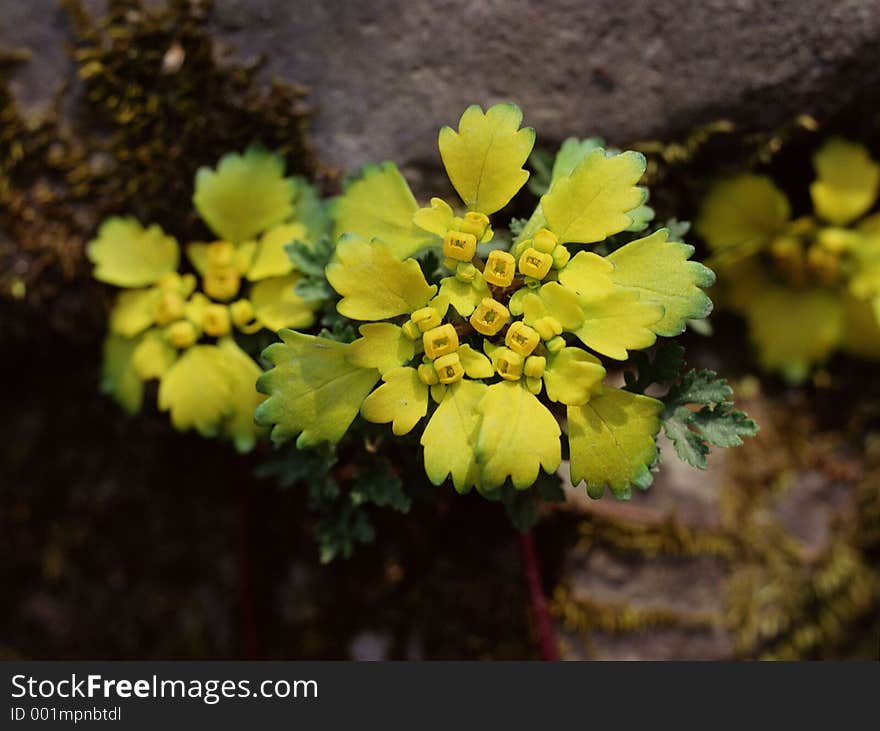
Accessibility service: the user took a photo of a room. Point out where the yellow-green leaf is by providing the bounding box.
[521,282,585,330]
[247,222,306,281]
[438,274,489,317]
[810,138,880,225]
[348,323,415,375]
[333,162,434,260]
[567,387,663,498]
[572,289,663,360]
[543,348,606,406]
[109,288,161,337]
[746,285,844,382]
[696,174,790,252]
[421,379,487,493]
[131,330,177,380]
[193,147,295,243]
[158,345,236,437]
[326,235,436,320]
[607,229,715,336]
[438,103,535,215]
[457,344,494,379]
[255,330,380,447]
[475,381,561,489]
[413,197,455,237]
[250,274,318,332]
[88,217,179,287]
[541,149,646,244]
[557,251,615,298]
[360,366,428,436]
[216,337,267,453]
[101,334,144,414]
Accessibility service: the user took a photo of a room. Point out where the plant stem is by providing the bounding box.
[238,466,260,660]
[517,529,560,661]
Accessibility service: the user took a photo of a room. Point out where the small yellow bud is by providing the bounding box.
[155,291,185,325]
[167,320,198,349]
[455,262,478,282]
[532,228,558,254]
[229,299,255,328]
[423,323,459,359]
[412,306,442,333]
[418,362,440,386]
[402,320,422,340]
[533,316,563,341]
[202,303,231,337]
[505,321,540,356]
[469,297,510,336]
[552,245,571,269]
[443,230,478,262]
[495,348,524,381]
[518,247,553,279]
[525,376,543,395]
[203,266,241,301]
[524,355,546,379]
[806,244,840,286]
[434,352,465,384]
[546,335,566,354]
[207,241,236,267]
[157,272,183,293]
[514,239,531,258]
[483,250,516,287]
[459,211,490,239]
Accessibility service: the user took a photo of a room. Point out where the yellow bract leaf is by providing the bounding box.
[158,345,236,437]
[557,251,614,298]
[360,366,428,436]
[438,274,489,317]
[256,330,380,447]
[250,274,317,332]
[88,217,179,287]
[131,330,177,380]
[568,387,663,498]
[572,289,663,360]
[247,222,306,281]
[521,282,584,330]
[101,334,144,414]
[457,344,494,379]
[413,197,455,238]
[348,323,416,375]
[842,294,880,360]
[746,285,844,382]
[215,337,267,453]
[696,174,790,252]
[438,103,535,215]
[541,149,646,244]
[109,288,161,337]
[326,235,436,320]
[333,162,434,260]
[194,148,295,243]
[607,229,715,336]
[543,348,606,406]
[810,138,880,225]
[421,379,487,493]
[475,381,561,490]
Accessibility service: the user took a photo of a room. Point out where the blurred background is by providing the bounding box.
[1,0,879,660]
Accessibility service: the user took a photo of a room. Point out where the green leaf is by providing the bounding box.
[550,137,605,181]
[567,386,663,499]
[332,162,435,260]
[351,457,411,513]
[438,103,535,215]
[541,148,647,244]
[623,342,686,394]
[255,330,380,447]
[88,217,179,287]
[326,235,436,320]
[315,503,375,563]
[360,366,428,436]
[475,381,561,490]
[607,228,715,336]
[193,147,295,243]
[421,379,487,493]
[101,334,144,414]
[348,323,415,375]
[286,235,335,278]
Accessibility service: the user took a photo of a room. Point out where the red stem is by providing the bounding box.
[237,470,260,660]
[517,530,560,661]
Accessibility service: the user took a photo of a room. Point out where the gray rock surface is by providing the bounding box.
[4,0,880,178]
